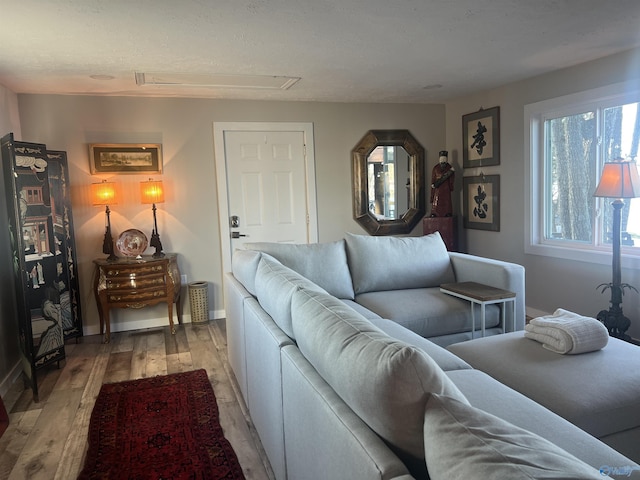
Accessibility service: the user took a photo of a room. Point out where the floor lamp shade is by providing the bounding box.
[593,160,640,199]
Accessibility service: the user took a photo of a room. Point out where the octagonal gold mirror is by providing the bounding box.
[352,130,425,235]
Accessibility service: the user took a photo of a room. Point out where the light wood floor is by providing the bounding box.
[0,320,274,480]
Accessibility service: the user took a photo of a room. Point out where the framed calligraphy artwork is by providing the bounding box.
[463,174,500,231]
[462,106,500,168]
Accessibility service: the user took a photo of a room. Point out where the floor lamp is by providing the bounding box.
[140,178,165,258]
[91,180,118,261]
[594,159,640,341]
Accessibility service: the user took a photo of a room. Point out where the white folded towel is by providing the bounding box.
[524,308,608,354]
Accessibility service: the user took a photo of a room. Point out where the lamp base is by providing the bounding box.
[597,308,631,342]
[102,230,117,261]
[149,203,164,258]
[102,205,117,261]
[150,231,164,258]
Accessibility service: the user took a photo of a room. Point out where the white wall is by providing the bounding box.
[445,47,640,339]
[17,96,445,336]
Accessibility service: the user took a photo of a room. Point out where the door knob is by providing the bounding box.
[231,231,247,239]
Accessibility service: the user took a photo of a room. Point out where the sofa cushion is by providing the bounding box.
[244,240,355,299]
[368,318,472,371]
[344,232,455,294]
[357,287,500,338]
[254,256,326,339]
[231,248,265,295]
[339,299,382,319]
[423,393,607,480]
[291,287,468,471]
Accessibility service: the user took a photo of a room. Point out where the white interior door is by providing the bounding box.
[214,122,318,273]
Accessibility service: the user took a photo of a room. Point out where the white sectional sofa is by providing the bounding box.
[242,232,526,346]
[224,233,640,479]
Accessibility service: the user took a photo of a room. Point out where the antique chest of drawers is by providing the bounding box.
[93,253,181,343]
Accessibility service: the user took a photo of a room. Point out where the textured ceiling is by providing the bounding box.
[1,0,640,103]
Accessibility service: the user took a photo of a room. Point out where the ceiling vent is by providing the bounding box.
[134,72,300,90]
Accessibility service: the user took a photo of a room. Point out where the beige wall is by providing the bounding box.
[445,47,640,339]
[16,96,445,336]
[0,85,22,394]
[6,46,640,355]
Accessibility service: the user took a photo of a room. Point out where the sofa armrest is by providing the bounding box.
[448,253,526,331]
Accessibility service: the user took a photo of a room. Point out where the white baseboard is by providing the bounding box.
[81,309,226,336]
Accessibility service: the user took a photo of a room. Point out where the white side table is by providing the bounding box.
[440,281,516,338]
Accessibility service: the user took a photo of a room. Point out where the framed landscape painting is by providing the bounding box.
[89,143,163,174]
[462,106,500,168]
[463,174,500,231]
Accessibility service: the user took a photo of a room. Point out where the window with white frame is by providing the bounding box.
[525,82,640,267]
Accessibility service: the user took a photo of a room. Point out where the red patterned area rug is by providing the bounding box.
[78,369,246,480]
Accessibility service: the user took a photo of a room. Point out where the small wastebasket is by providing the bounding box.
[188,281,209,324]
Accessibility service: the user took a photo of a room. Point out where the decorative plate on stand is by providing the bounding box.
[116,229,148,258]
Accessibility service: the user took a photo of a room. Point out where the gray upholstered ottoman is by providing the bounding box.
[447,331,640,463]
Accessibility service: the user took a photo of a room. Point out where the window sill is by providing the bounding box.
[525,242,640,270]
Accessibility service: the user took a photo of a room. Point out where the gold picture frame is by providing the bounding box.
[89,143,163,174]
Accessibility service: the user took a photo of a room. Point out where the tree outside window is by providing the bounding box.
[543,101,640,249]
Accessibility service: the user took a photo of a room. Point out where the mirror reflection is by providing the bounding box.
[367,146,410,220]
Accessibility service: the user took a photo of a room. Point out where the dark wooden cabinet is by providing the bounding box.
[0,133,83,400]
[93,254,182,343]
[0,396,8,438]
[423,216,458,251]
